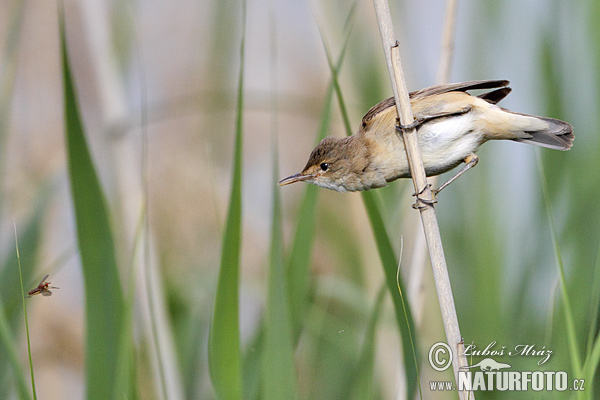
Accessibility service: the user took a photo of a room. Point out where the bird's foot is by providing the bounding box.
[412,183,437,209]
[397,117,426,131]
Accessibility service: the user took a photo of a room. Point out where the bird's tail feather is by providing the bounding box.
[512,116,574,151]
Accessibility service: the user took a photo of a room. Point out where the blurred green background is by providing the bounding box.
[0,0,598,399]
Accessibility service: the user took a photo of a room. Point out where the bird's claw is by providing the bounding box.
[411,183,437,209]
[397,118,425,131]
[396,106,473,132]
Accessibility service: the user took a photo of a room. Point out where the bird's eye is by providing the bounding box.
[320,162,329,171]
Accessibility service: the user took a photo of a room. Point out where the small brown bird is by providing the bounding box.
[279,80,573,193]
[27,274,59,298]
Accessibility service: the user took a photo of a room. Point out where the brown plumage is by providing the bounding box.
[279,80,573,192]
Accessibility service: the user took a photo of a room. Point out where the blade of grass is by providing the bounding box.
[586,242,600,356]
[538,26,589,394]
[536,150,582,379]
[250,8,357,398]
[349,284,386,400]
[207,0,246,398]
[60,9,126,399]
[111,206,146,400]
[242,329,264,400]
[245,11,356,400]
[583,329,600,396]
[14,222,36,400]
[262,78,298,400]
[287,5,354,334]
[361,192,419,394]
[581,239,600,397]
[317,25,419,397]
[261,4,298,398]
[396,238,422,397]
[286,181,319,334]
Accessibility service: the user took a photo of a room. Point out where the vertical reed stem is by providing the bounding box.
[372,1,472,397]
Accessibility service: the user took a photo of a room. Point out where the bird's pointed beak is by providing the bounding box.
[278,173,312,186]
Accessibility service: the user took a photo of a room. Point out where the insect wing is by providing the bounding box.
[37,274,50,287]
[41,288,53,297]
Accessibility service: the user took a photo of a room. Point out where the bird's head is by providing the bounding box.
[279,136,386,192]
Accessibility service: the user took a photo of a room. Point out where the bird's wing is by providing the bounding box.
[410,91,479,119]
[359,93,476,135]
[409,80,510,100]
[360,97,396,131]
[478,87,511,104]
[360,80,510,131]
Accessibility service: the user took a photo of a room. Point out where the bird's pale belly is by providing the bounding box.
[384,117,485,180]
[420,131,483,176]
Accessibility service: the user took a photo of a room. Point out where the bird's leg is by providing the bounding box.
[396,106,472,130]
[433,154,479,195]
[412,183,437,209]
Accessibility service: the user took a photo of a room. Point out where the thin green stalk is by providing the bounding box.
[536,150,582,379]
[583,329,600,395]
[586,240,600,354]
[0,297,30,400]
[261,4,298,397]
[313,14,353,135]
[0,209,43,399]
[543,276,559,346]
[135,13,170,400]
[396,238,422,398]
[581,240,600,396]
[14,222,36,400]
[350,283,386,400]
